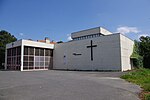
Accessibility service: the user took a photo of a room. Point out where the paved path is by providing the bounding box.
[0,70,141,100]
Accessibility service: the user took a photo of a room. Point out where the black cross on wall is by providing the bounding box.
[87,40,97,61]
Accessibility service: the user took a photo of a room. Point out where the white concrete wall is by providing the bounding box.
[53,34,122,71]
[6,39,54,49]
[6,40,22,49]
[100,27,113,35]
[22,40,54,49]
[120,34,134,71]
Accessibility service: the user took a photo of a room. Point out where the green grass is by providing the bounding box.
[145,94,150,100]
[121,68,150,100]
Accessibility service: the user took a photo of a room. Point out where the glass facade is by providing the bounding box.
[7,46,21,70]
[23,46,53,70]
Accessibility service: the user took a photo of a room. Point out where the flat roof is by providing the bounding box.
[6,39,54,49]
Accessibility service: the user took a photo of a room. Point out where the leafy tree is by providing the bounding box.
[130,40,143,68]
[0,30,17,69]
[139,36,150,68]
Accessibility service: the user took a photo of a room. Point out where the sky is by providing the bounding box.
[0,0,150,42]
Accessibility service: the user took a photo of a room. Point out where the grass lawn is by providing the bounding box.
[121,68,150,100]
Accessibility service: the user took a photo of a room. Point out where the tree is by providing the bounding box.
[0,30,17,69]
[130,40,143,68]
[139,36,150,68]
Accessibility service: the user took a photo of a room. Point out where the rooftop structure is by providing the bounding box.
[71,27,112,40]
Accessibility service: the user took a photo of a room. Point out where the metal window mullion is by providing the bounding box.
[28,47,29,69]
[34,48,35,69]
[44,49,45,69]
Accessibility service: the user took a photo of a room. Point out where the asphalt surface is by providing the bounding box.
[0,70,141,100]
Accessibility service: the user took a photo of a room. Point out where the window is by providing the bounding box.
[7,46,21,70]
[23,46,52,70]
[17,47,21,55]
[50,50,53,56]
[40,57,44,62]
[35,56,40,62]
[29,47,34,55]
[23,62,28,66]
[24,47,28,55]
[45,62,49,67]
[17,57,21,64]
[40,62,44,67]
[45,57,50,62]
[29,62,34,66]
[29,56,34,62]
[40,49,44,56]
[45,49,50,56]
[35,48,40,56]
[24,56,28,61]
[35,62,39,67]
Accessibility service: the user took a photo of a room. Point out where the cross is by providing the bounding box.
[87,40,97,61]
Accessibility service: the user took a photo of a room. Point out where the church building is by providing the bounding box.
[5,27,134,71]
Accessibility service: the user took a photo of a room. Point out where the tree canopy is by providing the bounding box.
[0,30,17,69]
[131,36,150,68]
[130,40,143,68]
[139,36,150,68]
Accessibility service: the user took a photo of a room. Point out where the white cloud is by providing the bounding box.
[138,34,149,39]
[116,26,140,34]
[67,34,72,41]
[19,33,24,36]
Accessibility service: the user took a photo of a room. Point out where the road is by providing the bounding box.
[0,70,141,100]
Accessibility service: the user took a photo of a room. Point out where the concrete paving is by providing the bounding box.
[0,70,141,100]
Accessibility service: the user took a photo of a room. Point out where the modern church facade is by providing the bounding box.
[5,27,134,71]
